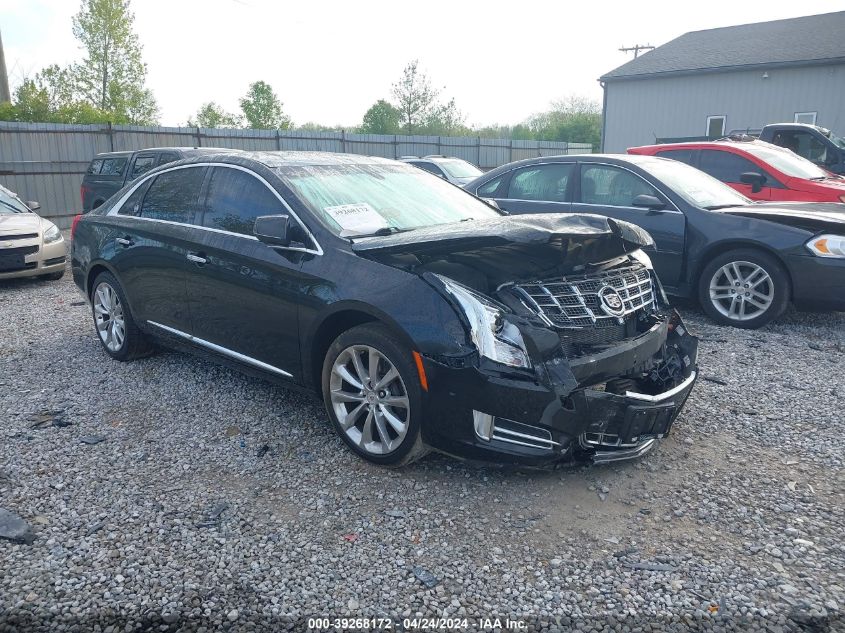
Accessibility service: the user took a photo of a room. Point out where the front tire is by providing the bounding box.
[40,270,65,281]
[322,324,428,466]
[90,272,154,361]
[698,248,790,329]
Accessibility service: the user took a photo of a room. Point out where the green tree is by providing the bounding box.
[391,60,438,135]
[239,80,291,130]
[420,97,468,136]
[527,96,601,149]
[188,101,241,128]
[359,99,401,134]
[71,0,158,123]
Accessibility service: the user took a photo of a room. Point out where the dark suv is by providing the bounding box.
[81,147,232,211]
[71,152,698,467]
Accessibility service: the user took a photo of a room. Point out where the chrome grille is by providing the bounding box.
[514,265,654,328]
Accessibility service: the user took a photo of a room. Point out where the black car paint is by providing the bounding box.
[73,152,698,466]
[465,154,845,312]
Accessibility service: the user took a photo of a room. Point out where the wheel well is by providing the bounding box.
[309,311,378,390]
[86,264,111,298]
[693,241,793,299]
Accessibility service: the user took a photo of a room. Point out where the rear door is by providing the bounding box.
[108,166,207,332]
[182,165,305,381]
[490,162,574,214]
[570,162,686,288]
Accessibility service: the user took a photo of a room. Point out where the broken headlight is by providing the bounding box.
[435,275,531,369]
[806,234,845,258]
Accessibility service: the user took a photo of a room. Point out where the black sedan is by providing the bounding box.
[71,152,698,467]
[466,154,845,328]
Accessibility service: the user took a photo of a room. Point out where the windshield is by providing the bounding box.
[743,144,830,179]
[0,188,31,214]
[640,158,751,209]
[826,131,845,150]
[277,163,500,237]
[438,159,482,179]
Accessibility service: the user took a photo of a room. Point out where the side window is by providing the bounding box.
[129,155,156,180]
[655,149,695,166]
[117,180,151,216]
[202,167,285,236]
[507,163,573,202]
[477,175,504,197]
[158,152,180,166]
[140,167,206,224]
[699,150,765,184]
[581,164,658,207]
[413,162,445,177]
[785,132,827,163]
[100,158,127,176]
[87,159,104,175]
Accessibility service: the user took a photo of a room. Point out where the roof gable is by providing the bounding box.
[602,11,845,81]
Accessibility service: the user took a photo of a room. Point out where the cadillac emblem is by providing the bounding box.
[598,285,626,317]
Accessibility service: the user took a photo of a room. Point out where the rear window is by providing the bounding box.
[87,159,104,175]
[655,149,695,166]
[100,158,128,177]
[140,167,206,224]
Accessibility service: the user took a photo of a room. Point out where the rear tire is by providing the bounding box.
[698,248,790,329]
[90,271,154,361]
[322,324,428,466]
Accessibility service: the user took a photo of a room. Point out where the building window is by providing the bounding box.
[706,115,726,139]
[794,111,817,125]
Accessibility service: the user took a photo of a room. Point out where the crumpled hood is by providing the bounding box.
[719,202,845,234]
[0,213,41,235]
[351,213,655,291]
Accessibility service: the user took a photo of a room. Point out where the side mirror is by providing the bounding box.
[631,194,666,210]
[26,201,41,211]
[740,171,766,193]
[254,215,290,247]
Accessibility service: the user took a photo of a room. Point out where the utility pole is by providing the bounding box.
[619,44,655,58]
[0,30,11,103]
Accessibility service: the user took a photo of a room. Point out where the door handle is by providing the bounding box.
[115,237,134,247]
[186,252,207,265]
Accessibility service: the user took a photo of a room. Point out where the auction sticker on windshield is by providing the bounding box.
[324,203,388,236]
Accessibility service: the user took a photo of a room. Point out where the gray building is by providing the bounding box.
[600,11,845,152]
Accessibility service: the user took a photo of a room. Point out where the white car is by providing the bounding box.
[0,184,67,281]
[398,155,483,186]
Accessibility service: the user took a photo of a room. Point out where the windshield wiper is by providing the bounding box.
[347,226,412,238]
[0,199,26,214]
[703,204,742,210]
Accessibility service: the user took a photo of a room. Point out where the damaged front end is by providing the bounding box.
[354,213,699,465]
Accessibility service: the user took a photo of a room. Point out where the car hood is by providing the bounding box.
[351,213,655,291]
[0,213,41,235]
[718,202,845,234]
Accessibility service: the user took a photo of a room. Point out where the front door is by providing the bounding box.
[570,162,686,289]
[183,165,305,381]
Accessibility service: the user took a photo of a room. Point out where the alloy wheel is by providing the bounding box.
[329,345,410,456]
[93,282,126,352]
[708,260,774,322]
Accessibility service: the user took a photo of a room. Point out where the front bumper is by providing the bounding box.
[787,254,845,311]
[0,237,66,280]
[421,315,699,466]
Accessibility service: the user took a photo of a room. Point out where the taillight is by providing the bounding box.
[80,184,87,206]
[71,214,83,239]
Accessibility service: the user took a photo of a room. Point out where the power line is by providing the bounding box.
[619,44,655,58]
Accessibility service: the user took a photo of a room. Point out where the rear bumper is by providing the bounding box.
[420,315,699,466]
[788,254,845,311]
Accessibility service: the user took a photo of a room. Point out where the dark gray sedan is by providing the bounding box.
[465,154,845,328]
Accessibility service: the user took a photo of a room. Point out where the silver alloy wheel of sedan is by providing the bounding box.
[329,344,410,456]
[93,281,126,352]
[708,260,774,322]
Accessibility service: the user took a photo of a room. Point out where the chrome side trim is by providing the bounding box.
[625,370,697,402]
[107,162,323,255]
[147,320,293,378]
[492,426,561,449]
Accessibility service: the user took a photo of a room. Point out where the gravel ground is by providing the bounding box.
[1,256,843,632]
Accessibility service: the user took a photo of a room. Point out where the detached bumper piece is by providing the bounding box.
[578,370,697,463]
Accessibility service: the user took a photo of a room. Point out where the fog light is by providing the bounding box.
[473,410,494,441]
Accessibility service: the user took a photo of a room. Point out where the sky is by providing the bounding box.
[1,0,841,128]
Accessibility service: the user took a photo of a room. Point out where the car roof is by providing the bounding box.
[173,150,401,169]
[629,139,786,153]
[91,147,234,160]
